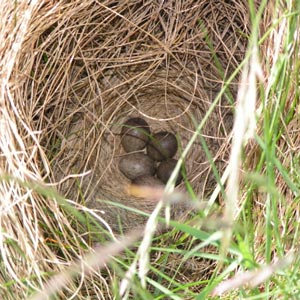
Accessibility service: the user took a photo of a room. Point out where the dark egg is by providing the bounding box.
[119,153,155,180]
[147,131,178,161]
[121,117,151,152]
[157,159,183,186]
[132,175,165,188]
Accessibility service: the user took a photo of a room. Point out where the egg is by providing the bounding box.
[121,117,151,152]
[147,131,178,161]
[157,159,183,186]
[119,153,155,180]
[132,175,165,188]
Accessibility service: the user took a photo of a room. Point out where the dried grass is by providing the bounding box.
[0,0,254,299]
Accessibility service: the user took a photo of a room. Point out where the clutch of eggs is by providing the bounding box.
[118,117,182,187]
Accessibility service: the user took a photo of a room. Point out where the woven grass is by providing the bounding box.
[0,0,273,299]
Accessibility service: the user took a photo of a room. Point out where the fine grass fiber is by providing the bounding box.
[1,0,300,300]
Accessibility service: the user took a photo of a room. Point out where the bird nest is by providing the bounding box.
[0,0,268,299]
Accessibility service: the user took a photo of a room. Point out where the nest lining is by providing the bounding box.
[51,72,219,230]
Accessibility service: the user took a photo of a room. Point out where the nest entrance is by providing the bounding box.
[31,1,251,231]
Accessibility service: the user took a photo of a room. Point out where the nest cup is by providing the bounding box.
[45,1,250,232]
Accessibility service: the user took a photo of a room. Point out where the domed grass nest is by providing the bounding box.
[0,0,286,299]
